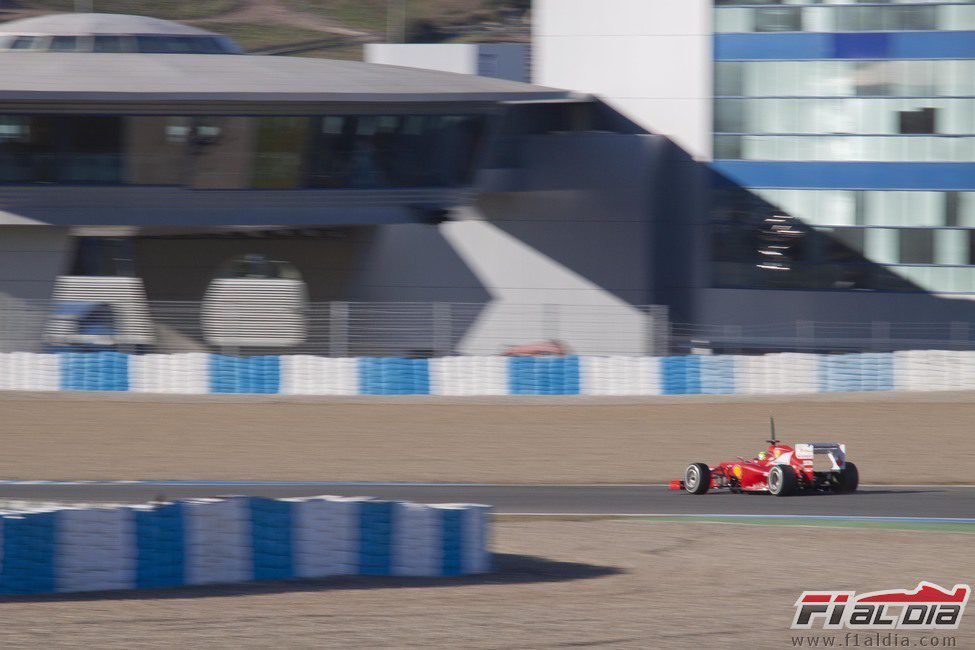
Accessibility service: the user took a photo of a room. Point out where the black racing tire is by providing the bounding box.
[768,465,798,497]
[836,462,859,494]
[684,463,711,495]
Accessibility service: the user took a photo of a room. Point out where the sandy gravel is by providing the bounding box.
[0,520,971,649]
[0,391,973,483]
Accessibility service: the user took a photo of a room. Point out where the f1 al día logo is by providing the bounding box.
[792,582,971,630]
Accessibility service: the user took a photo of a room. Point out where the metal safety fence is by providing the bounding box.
[0,298,670,357]
[670,320,975,355]
[1,296,974,357]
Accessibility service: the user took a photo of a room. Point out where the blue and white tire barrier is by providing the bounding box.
[280,356,358,396]
[130,353,209,394]
[2,350,975,396]
[429,356,508,396]
[0,352,60,392]
[0,496,492,595]
[579,356,659,395]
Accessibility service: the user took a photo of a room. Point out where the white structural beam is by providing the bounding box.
[533,0,713,160]
[440,217,651,356]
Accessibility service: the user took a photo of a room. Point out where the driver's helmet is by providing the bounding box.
[757,451,769,462]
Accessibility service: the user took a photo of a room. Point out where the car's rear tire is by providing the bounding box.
[768,465,798,496]
[835,462,859,494]
[684,463,711,494]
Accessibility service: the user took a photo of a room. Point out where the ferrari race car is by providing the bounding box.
[670,420,859,496]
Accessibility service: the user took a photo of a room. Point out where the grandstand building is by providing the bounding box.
[0,12,688,356]
[535,0,975,344]
[0,7,973,357]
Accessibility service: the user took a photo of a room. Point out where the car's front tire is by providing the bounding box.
[835,461,859,494]
[768,465,798,496]
[684,463,711,494]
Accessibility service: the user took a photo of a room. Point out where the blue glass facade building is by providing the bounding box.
[711,1,975,294]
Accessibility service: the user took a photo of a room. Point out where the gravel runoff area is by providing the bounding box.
[0,519,971,649]
[0,390,973,483]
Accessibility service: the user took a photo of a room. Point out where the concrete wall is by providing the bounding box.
[440,132,678,354]
[135,232,373,302]
[126,129,682,354]
[365,43,530,83]
[0,226,70,351]
[127,131,677,355]
[533,0,713,160]
[695,287,975,331]
[0,186,457,227]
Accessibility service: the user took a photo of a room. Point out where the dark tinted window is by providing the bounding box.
[93,35,125,53]
[714,99,744,133]
[135,35,223,54]
[713,135,742,160]
[714,61,744,97]
[308,114,486,189]
[49,35,79,52]
[829,228,865,255]
[0,115,122,184]
[193,37,227,53]
[71,237,135,276]
[899,228,935,264]
[0,113,487,189]
[10,36,36,50]
[899,107,937,135]
[892,5,937,31]
[754,7,802,32]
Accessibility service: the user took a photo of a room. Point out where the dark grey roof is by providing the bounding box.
[0,53,572,103]
[0,12,219,36]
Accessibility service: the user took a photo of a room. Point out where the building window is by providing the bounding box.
[946,192,960,228]
[0,116,29,143]
[818,227,865,261]
[70,237,135,277]
[754,7,802,32]
[9,35,36,50]
[898,107,937,135]
[308,114,485,189]
[714,2,945,33]
[0,112,489,189]
[713,135,742,160]
[216,254,301,280]
[93,35,125,53]
[0,115,123,184]
[49,36,79,52]
[135,35,222,54]
[899,228,935,264]
[714,61,744,97]
[893,5,938,31]
[713,99,744,133]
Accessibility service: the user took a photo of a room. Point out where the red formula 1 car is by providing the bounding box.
[670,420,859,497]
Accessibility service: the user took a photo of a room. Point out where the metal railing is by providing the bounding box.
[0,299,669,357]
[1,296,973,356]
[670,320,975,355]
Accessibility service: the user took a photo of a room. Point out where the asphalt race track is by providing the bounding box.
[0,482,973,519]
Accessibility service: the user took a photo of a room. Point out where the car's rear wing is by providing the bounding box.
[795,443,846,470]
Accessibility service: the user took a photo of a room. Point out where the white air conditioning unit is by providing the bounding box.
[201,278,307,347]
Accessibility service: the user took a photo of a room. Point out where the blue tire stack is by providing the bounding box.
[661,355,701,395]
